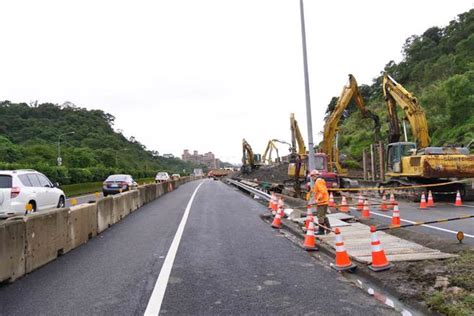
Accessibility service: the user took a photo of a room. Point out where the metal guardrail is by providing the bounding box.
[226,178,272,202]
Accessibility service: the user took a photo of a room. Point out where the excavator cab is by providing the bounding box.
[386,142,416,173]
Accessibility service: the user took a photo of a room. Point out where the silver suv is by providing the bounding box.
[0,170,66,218]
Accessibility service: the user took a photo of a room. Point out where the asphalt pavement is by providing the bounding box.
[0,179,396,315]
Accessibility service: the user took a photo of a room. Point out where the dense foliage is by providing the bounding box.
[323,9,474,167]
[0,101,206,184]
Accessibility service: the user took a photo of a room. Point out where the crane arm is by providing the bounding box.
[382,74,430,148]
[262,140,280,164]
[322,74,381,174]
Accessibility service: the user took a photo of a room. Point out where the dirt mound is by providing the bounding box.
[237,163,290,183]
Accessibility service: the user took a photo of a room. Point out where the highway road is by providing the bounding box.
[65,192,103,207]
[346,194,474,246]
[0,179,396,315]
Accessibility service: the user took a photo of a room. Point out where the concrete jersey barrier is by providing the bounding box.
[25,208,69,273]
[0,219,26,282]
[68,203,98,250]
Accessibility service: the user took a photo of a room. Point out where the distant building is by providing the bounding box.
[182,149,221,169]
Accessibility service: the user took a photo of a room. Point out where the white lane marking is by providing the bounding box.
[349,207,474,238]
[144,181,204,315]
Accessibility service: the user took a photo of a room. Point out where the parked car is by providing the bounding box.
[102,174,137,197]
[171,173,181,180]
[155,172,170,183]
[0,169,66,218]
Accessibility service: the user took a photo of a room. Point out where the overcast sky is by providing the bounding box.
[1,1,472,164]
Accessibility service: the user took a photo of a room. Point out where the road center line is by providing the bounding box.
[144,181,204,315]
[349,207,474,238]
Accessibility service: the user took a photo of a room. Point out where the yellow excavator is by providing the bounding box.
[285,113,339,197]
[262,139,291,165]
[241,138,261,174]
[322,74,381,177]
[382,74,474,197]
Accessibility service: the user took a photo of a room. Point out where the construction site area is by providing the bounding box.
[230,72,474,315]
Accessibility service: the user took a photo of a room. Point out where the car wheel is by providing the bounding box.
[103,193,108,197]
[57,196,65,208]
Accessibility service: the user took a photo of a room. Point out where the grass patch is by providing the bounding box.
[62,177,155,197]
[426,250,474,315]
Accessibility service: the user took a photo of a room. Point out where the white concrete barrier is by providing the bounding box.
[0,218,26,282]
[68,203,98,249]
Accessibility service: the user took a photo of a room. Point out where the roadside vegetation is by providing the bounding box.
[322,9,474,166]
[0,102,206,185]
[61,177,155,197]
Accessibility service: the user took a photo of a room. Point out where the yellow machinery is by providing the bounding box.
[382,74,474,196]
[288,113,307,178]
[262,139,291,165]
[322,74,380,175]
[241,138,261,174]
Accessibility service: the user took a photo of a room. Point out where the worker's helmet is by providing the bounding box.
[309,169,320,177]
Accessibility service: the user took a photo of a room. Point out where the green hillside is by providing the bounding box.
[0,101,205,184]
[323,9,474,168]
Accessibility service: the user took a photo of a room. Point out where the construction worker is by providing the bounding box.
[309,169,331,235]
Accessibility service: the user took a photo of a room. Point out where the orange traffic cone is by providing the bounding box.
[391,205,401,227]
[329,192,335,208]
[271,195,278,213]
[419,192,427,209]
[388,192,396,209]
[427,190,435,207]
[277,198,285,217]
[271,211,282,228]
[380,194,388,211]
[332,228,356,272]
[301,221,318,251]
[455,190,463,207]
[357,194,364,211]
[268,192,275,210]
[361,200,370,219]
[303,206,313,232]
[368,226,392,271]
[340,196,349,212]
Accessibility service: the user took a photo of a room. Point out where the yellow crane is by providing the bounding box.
[288,113,308,178]
[322,74,381,175]
[241,138,261,174]
[382,74,474,197]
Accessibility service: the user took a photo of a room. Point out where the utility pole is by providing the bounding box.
[299,0,315,172]
[57,131,75,166]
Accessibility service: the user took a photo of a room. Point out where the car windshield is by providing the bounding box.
[106,175,129,181]
[0,175,12,188]
[158,173,168,176]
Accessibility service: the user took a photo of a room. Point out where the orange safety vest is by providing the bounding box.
[312,178,329,206]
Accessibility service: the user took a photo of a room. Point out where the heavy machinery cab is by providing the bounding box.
[387,142,417,173]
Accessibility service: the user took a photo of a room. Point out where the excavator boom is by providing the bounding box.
[382,74,430,148]
[322,74,381,174]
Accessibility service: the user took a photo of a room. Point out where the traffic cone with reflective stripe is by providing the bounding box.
[427,190,435,207]
[271,195,278,213]
[332,228,356,272]
[361,200,370,219]
[277,198,285,217]
[303,206,313,232]
[268,192,275,210]
[368,226,392,272]
[419,192,427,209]
[301,221,318,251]
[271,211,282,229]
[391,205,401,227]
[389,192,396,209]
[455,190,463,207]
[340,196,349,212]
[329,192,335,208]
[380,194,388,211]
[357,194,364,211]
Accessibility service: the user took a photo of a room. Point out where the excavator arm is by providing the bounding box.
[242,138,254,169]
[290,113,307,157]
[382,74,430,148]
[262,140,279,164]
[322,74,381,174]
